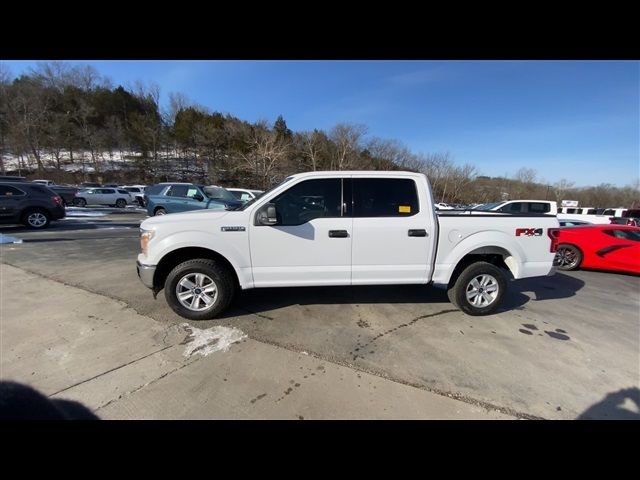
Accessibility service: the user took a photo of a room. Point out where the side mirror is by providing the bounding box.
[194,193,204,202]
[256,203,278,226]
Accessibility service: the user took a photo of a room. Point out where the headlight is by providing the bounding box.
[140,229,155,256]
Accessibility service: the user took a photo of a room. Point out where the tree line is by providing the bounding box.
[0,62,637,208]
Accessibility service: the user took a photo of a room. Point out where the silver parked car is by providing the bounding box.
[73,187,133,208]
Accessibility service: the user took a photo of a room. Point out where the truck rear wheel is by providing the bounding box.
[164,258,235,320]
[448,261,506,316]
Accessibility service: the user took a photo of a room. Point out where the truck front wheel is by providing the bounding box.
[164,258,235,320]
[448,261,507,316]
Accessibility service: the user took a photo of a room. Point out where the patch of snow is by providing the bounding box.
[64,209,109,217]
[181,323,247,358]
[0,234,23,244]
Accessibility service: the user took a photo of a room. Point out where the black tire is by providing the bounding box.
[164,258,235,320]
[154,207,166,216]
[447,261,507,316]
[555,244,582,271]
[115,198,127,208]
[74,198,87,207]
[21,208,51,229]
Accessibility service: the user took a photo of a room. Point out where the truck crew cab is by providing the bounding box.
[137,171,559,319]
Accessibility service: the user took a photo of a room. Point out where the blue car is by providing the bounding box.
[145,183,243,216]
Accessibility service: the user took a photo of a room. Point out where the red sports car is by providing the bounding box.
[555,225,640,274]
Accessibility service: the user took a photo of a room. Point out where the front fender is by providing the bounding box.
[150,230,253,288]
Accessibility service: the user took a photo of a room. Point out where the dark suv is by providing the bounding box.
[0,182,66,229]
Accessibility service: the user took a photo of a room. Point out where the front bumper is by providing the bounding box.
[136,261,156,289]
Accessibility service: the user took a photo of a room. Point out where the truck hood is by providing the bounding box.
[141,209,230,229]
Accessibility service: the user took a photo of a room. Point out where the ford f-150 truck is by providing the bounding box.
[136,171,559,319]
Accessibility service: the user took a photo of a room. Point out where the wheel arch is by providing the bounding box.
[447,245,513,289]
[153,247,240,293]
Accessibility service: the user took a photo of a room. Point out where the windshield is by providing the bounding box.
[203,186,236,202]
[475,201,505,211]
[239,177,293,211]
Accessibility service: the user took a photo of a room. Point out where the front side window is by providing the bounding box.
[271,178,342,225]
[353,178,419,217]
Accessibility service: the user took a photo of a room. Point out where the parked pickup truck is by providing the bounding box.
[136,171,559,319]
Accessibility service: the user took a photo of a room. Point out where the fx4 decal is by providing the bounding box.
[515,228,543,237]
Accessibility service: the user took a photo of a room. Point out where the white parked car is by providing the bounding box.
[73,187,133,208]
[121,185,147,207]
[137,171,559,320]
[227,188,264,203]
[32,179,56,186]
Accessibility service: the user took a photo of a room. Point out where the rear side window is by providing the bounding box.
[603,209,615,216]
[566,208,578,214]
[352,178,419,217]
[27,185,52,195]
[604,229,640,241]
[528,203,551,213]
[126,187,140,193]
[145,185,165,196]
[168,186,189,197]
[0,185,26,196]
[118,189,129,194]
[102,189,116,194]
[500,202,523,213]
[585,209,597,215]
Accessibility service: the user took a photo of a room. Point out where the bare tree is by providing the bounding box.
[366,137,415,170]
[449,164,478,203]
[553,178,574,203]
[241,121,290,189]
[329,123,367,170]
[301,129,329,171]
[415,152,454,201]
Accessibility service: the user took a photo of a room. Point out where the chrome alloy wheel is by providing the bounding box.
[175,273,218,312]
[465,274,499,307]
[27,212,48,228]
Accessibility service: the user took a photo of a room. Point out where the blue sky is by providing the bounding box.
[3,60,638,187]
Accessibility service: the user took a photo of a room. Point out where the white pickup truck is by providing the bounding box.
[137,171,559,319]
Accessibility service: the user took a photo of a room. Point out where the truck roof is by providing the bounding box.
[289,170,423,179]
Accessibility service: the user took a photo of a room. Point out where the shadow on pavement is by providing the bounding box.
[577,387,640,420]
[221,272,585,318]
[501,272,586,311]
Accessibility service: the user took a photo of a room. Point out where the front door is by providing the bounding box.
[249,177,352,287]
[0,185,26,219]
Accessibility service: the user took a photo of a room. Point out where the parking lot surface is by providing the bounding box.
[1,210,639,419]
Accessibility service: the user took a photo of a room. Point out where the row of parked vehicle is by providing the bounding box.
[0,175,265,229]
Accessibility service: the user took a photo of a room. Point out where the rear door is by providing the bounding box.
[96,188,112,205]
[350,176,434,284]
